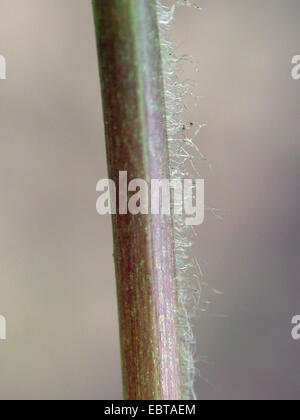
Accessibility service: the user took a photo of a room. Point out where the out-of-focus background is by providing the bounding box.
[0,0,299,400]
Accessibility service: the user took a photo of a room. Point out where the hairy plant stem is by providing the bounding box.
[92,0,182,400]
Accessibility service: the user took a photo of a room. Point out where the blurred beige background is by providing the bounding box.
[0,0,299,399]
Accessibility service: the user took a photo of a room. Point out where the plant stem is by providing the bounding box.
[92,0,182,400]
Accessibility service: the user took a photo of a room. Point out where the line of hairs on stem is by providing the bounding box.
[156,0,207,400]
